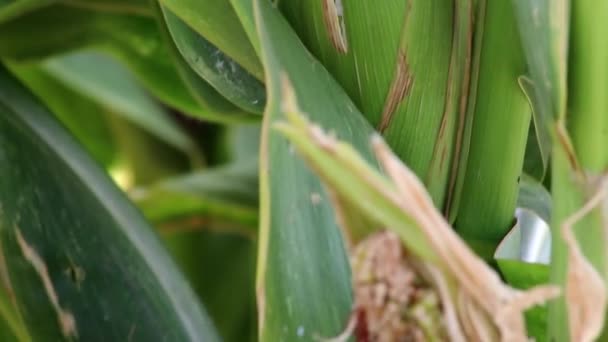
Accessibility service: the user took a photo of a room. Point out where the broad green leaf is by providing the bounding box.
[251,0,381,339]
[512,0,568,121]
[0,5,104,59]
[97,12,242,123]
[7,63,117,167]
[0,0,151,23]
[423,0,473,208]
[0,4,246,122]
[158,0,263,81]
[0,316,19,342]
[511,1,570,235]
[0,64,219,341]
[445,0,486,223]
[64,0,152,16]
[279,0,457,207]
[540,0,608,339]
[40,51,198,157]
[161,6,265,114]
[0,0,53,23]
[150,0,256,124]
[453,0,531,253]
[276,90,557,341]
[136,160,259,234]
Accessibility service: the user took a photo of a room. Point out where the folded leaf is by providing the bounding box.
[250,0,380,339]
[161,6,266,114]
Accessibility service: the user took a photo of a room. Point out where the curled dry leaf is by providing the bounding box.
[370,136,560,341]
[321,0,348,54]
[275,77,560,341]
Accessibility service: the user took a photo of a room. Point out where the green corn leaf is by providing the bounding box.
[0,4,252,123]
[453,0,531,255]
[136,160,259,236]
[0,64,219,341]
[512,0,568,122]
[519,76,551,181]
[149,1,256,124]
[40,51,198,157]
[0,5,105,59]
[7,63,117,167]
[97,12,241,123]
[445,0,486,223]
[62,0,152,16]
[10,61,194,186]
[158,0,263,81]
[279,0,459,207]
[0,0,54,23]
[160,6,266,114]
[546,1,608,340]
[249,0,383,339]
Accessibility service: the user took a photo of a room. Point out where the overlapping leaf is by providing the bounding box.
[0,64,219,341]
[239,0,381,339]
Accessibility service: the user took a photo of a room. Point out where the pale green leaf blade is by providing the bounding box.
[40,51,197,156]
[453,0,531,255]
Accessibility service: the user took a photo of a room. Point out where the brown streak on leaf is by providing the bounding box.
[322,0,348,54]
[15,229,78,338]
[556,120,583,176]
[378,52,413,133]
[444,0,475,216]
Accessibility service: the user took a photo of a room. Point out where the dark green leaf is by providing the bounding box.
[0,4,246,122]
[0,64,219,341]
[158,0,263,80]
[453,0,531,253]
[0,0,54,23]
[161,7,265,114]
